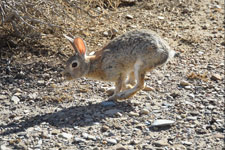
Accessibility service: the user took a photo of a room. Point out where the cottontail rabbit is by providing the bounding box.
[63,29,175,101]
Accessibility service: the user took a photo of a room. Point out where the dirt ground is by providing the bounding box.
[0,0,224,150]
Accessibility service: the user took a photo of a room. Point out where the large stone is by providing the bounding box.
[151,119,175,127]
[11,96,20,104]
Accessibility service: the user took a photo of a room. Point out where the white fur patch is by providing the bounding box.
[134,59,143,81]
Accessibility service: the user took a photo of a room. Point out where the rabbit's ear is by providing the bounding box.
[63,34,78,53]
[73,37,86,56]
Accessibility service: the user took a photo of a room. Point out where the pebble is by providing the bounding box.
[212,133,224,139]
[140,109,149,115]
[101,125,110,132]
[113,144,127,150]
[37,80,45,85]
[74,137,86,143]
[101,101,116,107]
[82,133,96,141]
[11,96,20,104]
[211,74,222,81]
[0,145,11,150]
[158,16,165,20]
[103,31,109,36]
[28,93,37,99]
[0,95,7,100]
[105,109,122,116]
[129,111,139,117]
[180,81,190,87]
[126,14,133,19]
[181,141,192,146]
[59,133,73,139]
[184,86,192,90]
[186,116,197,121]
[151,119,175,127]
[152,139,168,147]
[106,138,117,144]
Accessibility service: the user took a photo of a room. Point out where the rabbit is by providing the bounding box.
[62,29,175,101]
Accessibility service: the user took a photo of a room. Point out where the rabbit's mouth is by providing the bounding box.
[62,71,73,80]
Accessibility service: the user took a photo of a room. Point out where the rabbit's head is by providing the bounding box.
[63,35,89,80]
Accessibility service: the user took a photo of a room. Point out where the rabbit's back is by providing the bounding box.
[99,29,174,76]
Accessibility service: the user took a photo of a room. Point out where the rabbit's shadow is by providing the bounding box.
[0,101,134,136]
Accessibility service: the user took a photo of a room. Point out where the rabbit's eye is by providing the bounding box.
[72,62,78,68]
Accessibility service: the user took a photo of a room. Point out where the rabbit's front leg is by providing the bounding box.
[107,75,126,101]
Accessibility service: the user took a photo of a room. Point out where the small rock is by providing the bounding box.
[151,119,175,127]
[51,129,60,135]
[211,74,222,81]
[212,133,224,139]
[82,133,89,138]
[0,145,11,150]
[28,93,38,99]
[186,116,197,121]
[152,139,168,147]
[126,14,133,19]
[60,132,73,139]
[188,93,195,98]
[101,125,110,132]
[0,95,7,100]
[37,80,45,85]
[82,133,96,141]
[157,16,165,20]
[140,109,149,115]
[101,101,116,107]
[106,138,117,144]
[103,31,109,36]
[87,135,96,141]
[74,137,86,143]
[114,144,127,150]
[190,111,199,116]
[180,81,190,87]
[129,111,139,117]
[105,109,122,116]
[184,86,192,90]
[11,96,20,104]
[181,141,192,146]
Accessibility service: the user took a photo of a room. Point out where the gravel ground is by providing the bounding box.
[0,0,224,150]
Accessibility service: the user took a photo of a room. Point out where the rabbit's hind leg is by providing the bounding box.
[124,71,136,89]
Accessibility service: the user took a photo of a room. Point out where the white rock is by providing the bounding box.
[158,16,165,20]
[60,133,73,139]
[140,109,149,115]
[126,14,133,19]
[103,31,109,36]
[0,145,11,150]
[182,141,192,146]
[74,137,86,143]
[151,119,175,127]
[186,116,197,121]
[106,138,117,144]
[28,93,38,99]
[129,111,139,117]
[11,96,20,104]
[0,95,7,100]
[82,133,88,138]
